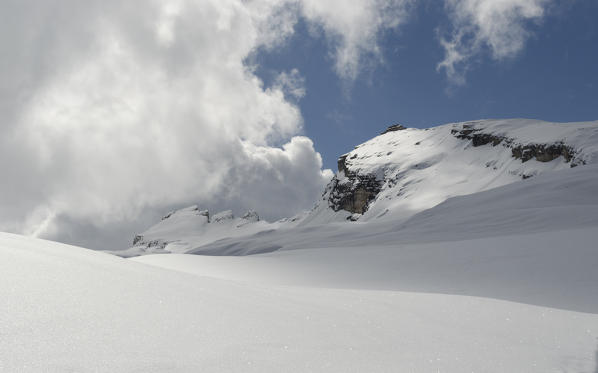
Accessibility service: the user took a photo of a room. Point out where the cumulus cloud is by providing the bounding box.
[0,0,309,249]
[0,0,405,250]
[220,137,334,219]
[438,0,551,84]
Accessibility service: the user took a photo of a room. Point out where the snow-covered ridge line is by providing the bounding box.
[113,205,264,257]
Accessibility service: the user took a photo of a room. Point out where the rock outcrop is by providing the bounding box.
[326,171,381,215]
[451,122,585,167]
[325,151,383,216]
[381,124,407,134]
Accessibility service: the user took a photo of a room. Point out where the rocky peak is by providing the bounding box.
[381,123,407,134]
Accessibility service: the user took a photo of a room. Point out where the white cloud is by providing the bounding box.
[438,0,551,84]
[222,137,334,219]
[273,69,306,100]
[300,0,413,81]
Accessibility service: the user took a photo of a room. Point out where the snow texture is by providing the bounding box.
[2,232,598,372]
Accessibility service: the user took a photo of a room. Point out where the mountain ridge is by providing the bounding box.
[114,118,598,257]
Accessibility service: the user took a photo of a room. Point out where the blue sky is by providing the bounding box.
[256,1,598,170]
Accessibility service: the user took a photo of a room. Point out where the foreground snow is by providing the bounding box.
[1,232,597,372]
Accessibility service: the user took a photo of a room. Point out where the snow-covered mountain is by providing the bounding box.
[115,118,598,256]
[306,118,597,225]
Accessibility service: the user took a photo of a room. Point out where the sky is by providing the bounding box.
[1,0,597,250]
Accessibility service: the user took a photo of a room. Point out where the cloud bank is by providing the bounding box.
[438,0,552,84]
[0,0,404,250]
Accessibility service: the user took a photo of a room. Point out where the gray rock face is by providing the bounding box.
[511,143,577,164]
[130,235,168,250]
[327,155,382,216]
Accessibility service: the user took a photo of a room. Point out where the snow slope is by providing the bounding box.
[2,232,598,372]
[133,165,598,313]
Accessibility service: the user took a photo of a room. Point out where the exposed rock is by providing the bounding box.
[451,126,505,147]
[327,155,382,215]
[133,234,144,245]
[511,143,577,163]
[327,174,381,214]
[451,124,584,167]
[131,234,168,251]
[381,124,407,134]
[145,239,168,250]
